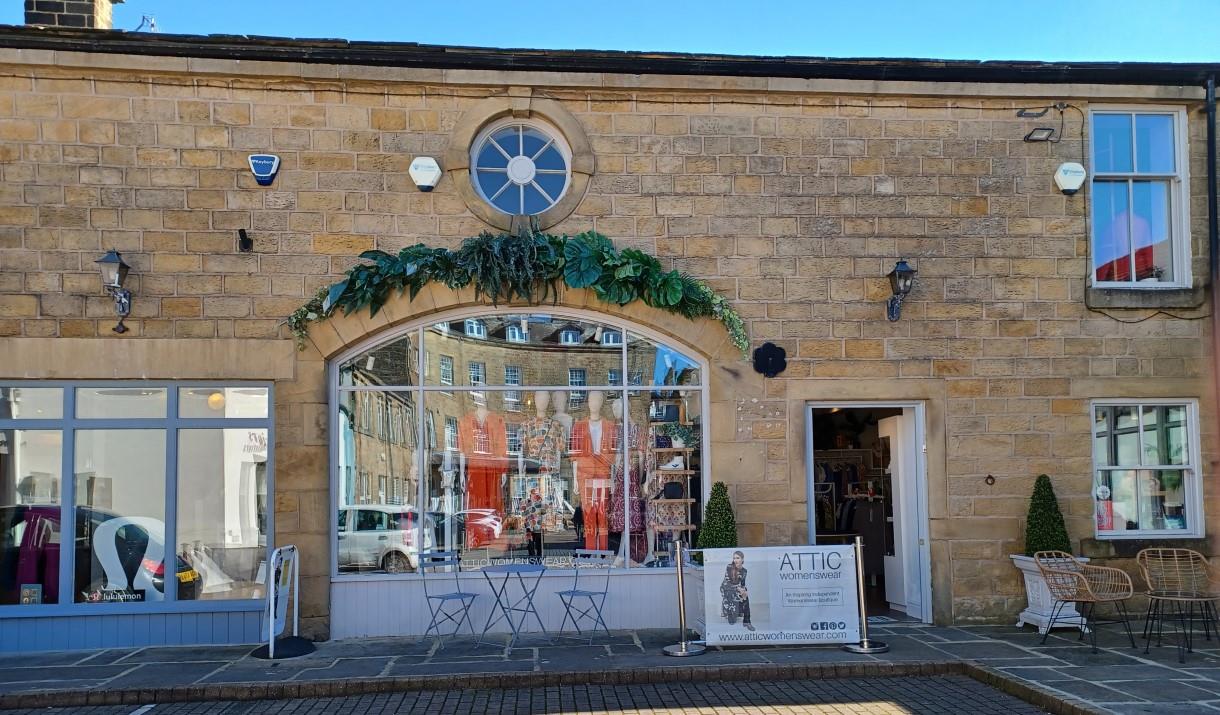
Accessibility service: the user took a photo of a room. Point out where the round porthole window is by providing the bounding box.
[470,119,571,216]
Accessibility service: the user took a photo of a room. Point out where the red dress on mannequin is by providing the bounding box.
[458,410,508,548]
[570,418,618,550]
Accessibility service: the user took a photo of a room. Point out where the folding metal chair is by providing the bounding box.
[419,550,479,649]
[556,549,614,644]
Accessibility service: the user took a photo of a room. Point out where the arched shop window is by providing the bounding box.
[333,312,705,574]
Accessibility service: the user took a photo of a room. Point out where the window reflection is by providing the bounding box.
[0,430,62,605]
[338,314,705,572]
[1094,403,1192,534]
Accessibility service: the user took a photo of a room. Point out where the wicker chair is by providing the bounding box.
[1033,550,1136,652]
[1136,548,1220,662]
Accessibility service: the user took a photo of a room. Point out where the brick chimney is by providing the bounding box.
[25,0,123,29]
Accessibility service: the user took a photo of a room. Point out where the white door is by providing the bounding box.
[879,412,926,620]
[878,417,906,612]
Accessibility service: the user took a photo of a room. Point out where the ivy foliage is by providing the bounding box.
[1023,474,1072,557]
[288,229,749,356]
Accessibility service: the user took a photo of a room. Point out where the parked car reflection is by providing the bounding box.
[336,505,434,574]
[0,504,200,604]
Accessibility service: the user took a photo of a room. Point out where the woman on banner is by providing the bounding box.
[720,550,754,631]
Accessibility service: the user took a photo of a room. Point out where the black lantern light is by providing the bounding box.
[94,249,132,334]
[885,259,917,322]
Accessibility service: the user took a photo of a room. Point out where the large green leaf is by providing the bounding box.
[563,237,603,288]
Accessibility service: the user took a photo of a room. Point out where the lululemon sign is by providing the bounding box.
[702,546,860,646]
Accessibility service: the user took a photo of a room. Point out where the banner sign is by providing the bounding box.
[702,546,860,646]
[247,154,281,186]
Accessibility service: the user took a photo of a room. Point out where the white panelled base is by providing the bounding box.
[332,571,683,639]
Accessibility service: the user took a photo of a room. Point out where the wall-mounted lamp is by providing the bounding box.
[94,249,132,334]
[1023,127,1057,143]
[885,259,917,322]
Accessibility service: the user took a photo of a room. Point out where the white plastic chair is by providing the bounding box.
[419,551,479,649]
[556,549,614,644]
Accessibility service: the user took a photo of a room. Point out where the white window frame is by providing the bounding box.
[469,116,573,217]
[506,324,527,343]
[601,330,623,346]
[504,365,522,406]
[607,368,622,386]
[468,362,486,386]
[1088,105,1191,290]
[439,355,454,387]
[568,367,586,407]
[560,329,581,345]
[464,319,487,339]
[443,416,458,451]
[1090,398,1204,539]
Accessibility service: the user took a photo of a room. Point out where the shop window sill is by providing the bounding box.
[1085,285,1205,310]
[1080,536,1212,559]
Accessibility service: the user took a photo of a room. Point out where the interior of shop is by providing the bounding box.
[809,407,917,622]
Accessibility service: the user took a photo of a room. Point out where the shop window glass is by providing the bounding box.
[339,332,418,388]
[179,387,270,419]
[0,387,62,419]
[337,390,423,573]
[177,429,268,600]
[336,313,706,574]
[0,430,62,605]
[1093,402,1199,537]
[74,429,167,603]
[77,387,167,419]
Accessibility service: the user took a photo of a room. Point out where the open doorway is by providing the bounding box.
[806,403,931,623]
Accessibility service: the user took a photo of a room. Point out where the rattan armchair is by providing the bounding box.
[1033,550,1136,652]
[1136,548,1220,662]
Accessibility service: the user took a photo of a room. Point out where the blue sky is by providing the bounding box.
[3,0,1219,62]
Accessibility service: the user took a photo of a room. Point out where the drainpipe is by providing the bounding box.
[1208,76,1220,491]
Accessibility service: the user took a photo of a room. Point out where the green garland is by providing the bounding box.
[288,229,749,357]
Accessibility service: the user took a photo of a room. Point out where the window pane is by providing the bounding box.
[1135,114,1175,173]
[0,388,62,420]
[633,388,702,568]
[74,429,168,603]
[179,387,269,419]
[476,143,509,169]
[1095,469,1137,532]
[1093,407,1111,467]
[0,430,62,605]
[423,315,623,387]
[337,391,424,574]
[1131,181,1173,283]
[340,333,417,388]
[628,333,701,388]
[1093,113,1133,173]
[1141,404,1188,466]
[1155,470,1189,531]
[77,388,167,419]
[177,429,267,600]
[1091,180,1131,282]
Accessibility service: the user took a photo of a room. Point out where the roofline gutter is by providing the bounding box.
[0,25,1218,87]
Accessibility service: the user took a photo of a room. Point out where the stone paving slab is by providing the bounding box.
[4,624,1220,713]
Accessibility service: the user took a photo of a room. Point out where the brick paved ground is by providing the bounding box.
[3,677,1047,715]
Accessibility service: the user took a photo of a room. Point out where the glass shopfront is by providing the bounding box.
[333,312,706,574]
[0,384,272,609]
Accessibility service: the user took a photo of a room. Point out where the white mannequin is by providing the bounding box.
[552,389,573,433]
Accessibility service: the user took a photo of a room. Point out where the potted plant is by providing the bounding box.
[658,422,697,448]
[1011,474,1086,634]
[694,482,737,563]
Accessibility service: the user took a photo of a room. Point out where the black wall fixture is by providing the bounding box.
[238,229,253,252]
[752,342,787,378]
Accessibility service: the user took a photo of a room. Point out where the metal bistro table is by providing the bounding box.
[477,563,549,650]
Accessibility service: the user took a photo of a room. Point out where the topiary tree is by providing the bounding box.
[1024,474,1071,556]
[697,482,738,552]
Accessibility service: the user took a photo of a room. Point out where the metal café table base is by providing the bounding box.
[477,563,550,650]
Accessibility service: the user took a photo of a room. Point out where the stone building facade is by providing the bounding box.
[0,24,1216,645]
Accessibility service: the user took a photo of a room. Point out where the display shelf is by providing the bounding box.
[655,469,695,475]
[655,524,695,531]
[653,498,695,504]
[651,447,694,453]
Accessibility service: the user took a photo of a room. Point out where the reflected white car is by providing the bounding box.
[337,505,434,574]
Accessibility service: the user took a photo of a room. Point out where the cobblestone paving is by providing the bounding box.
[3,676,1047,715]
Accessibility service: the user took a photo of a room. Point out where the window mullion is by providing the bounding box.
[58,391,76,605]
[1127,179,1136,282]
[164,392,179,602]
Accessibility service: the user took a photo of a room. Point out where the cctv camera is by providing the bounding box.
[1054,162,1087,196]
[409,157,442,192]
